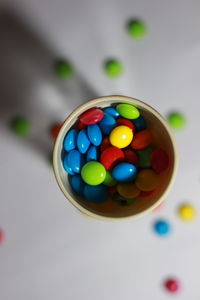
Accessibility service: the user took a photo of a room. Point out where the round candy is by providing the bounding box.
[86,146,98,161]
[123,148,138,166]
[103,171,117,187]
[132,115,147,132]
[99,113,116,135]
[77,129,90,154]
[103,107,119,118]
[69,175,85,196]
[79,108,104,125]
[127,19,147,39]
[67,149,85,173]
[63,129,78,152]
[0,229,5,246]
[11,117,31,136]
[112,163,137,182]
[50,123,62,139]
[116,103,140,120]
[131,129,152,150]
[117,183,140,199]
[178,204,196,221]
[113,194,135,206]
[87,124,102,146]
[137,146,153,168]
[135,169,159,191]
[84,184,108,203]
[81,161,106,185]
[100,146,125,170]
[104,59,123,77]
[109,125,133,148]
[116,118,136,130]
[100,136,111,152]
[167,112,186,130]
[54,59,74,79]
[75,119,86,130]
[153,220,171,236]
[164,279,180,293]
[151,148,169,173]
[63,154,75,175]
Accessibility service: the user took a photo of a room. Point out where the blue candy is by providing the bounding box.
[69,175,85,196]
[99,113,116,135]
[132,115,147,132]
[86,145,98,161]
[83,184,108,203]
[63,154,75,175]
[153,220,171,236]
[77,129,90,154]
[67,149,85,173]
[103,107,119,118]
[63,129,78,152]
[87,124,102,146]
[112,163,137,182]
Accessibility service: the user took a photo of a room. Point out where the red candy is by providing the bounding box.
[164,279,180,293]
[50,123,62,139]
[131,129,153,150]
[116,118,135,131]
[100,146,125,170]
[0,229,5,245]
[123,148,138,167]
[100,136,111,152]
[151,148,169,173]
[80,108,104,125]
[75,119,86,130]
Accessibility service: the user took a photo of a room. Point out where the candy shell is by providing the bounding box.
[100,136,111,152]
[103,171,117,186]
[11,117,31,136]
[153,220,171,236]
[131,129,153,150]
[116,103,140,119]
[112,163,137,182]
[63,154,75,175]
[151,148,169,173]
[84,184,108,203]
[100,146,125,170]
[80,108,104,125]
[77,129,90,154]
[103,107,119,118]
[116,118,135,130]
[75,119,86,130]
[127,19,147,39]
[137,146,153,168]
[81,161,106,185]
[167,112,186,130]
[63,129,78,152]
[86,146,98,161]
[69,175,85,196]
[135,169,159,191]
[117,183,140,199]
[113,194,135,206]
[123,148,138,166]
[67,149,85,173]
[109,125,133,148]
[87,124,102,146]
[164,279,180,293]
[104,59,123,77]
[178,204,196,221]
[99,113,116,135]
[132,115,147,132]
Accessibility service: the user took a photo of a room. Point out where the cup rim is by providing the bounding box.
[53,95,178,221]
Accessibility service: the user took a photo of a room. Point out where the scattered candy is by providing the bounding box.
[137,146,153,168]
[81,161,106,185]
[112,162,137,182]
[67,149,85,173]
[50,123,62,139]
[100,146,125,170]
[117,183,140,199]
[87,124,102,146]
[63,129,78,152]
[135,169,159,191]
[116,118,136,130]
[116,103,140,119]
[80,108,104,125]
[164,278,180,293]
[131,129,152,150]
[54,59,74,79]
[178,204,196,221]
[151,148,169,173]
[11,117,31,136]
[103,107,119,118]
[103,171,117,186]
[104,59,123,77]
[77,129,90,154]
[167,112,186,130]
[110,125,133,148]
[86,145,98,161]
[69,175,85,196]
[84,184,108,203]
[127,19,147,39]
[99,113,116,135]
[154,220,171,236]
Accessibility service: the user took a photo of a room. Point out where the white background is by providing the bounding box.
[0,0,200,299]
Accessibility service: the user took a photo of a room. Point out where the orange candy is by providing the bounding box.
[131,129,153,150]
[135,169,159,191]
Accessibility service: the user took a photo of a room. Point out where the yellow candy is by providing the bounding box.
[135,169,159,191]
[109,125,133,148]
[178,204,196,221]
[117,183,140,199]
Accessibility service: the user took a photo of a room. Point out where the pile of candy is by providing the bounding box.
[62,103,169,206]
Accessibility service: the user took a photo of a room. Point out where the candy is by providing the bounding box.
[116,103,140,119]
[63,129,78,152]
[84,184,108,203]
[113,194,135,206]
[117,183,140,199]
[140,190,155,198]
[77,129,90,154]
[67,149,85,173]
[100,146,125,170]
[80,108,104,125]
[81,161,106,185]
[178,204,196,221]
[0,229,5,246]
[132,115,147,132]
[131,129,153,150]
[151,148,169,173]
[137,146,153,168]
[75,119,86,130]
[127,19,147,39]
[135,169,159,191]
[104,59,123,77]
[123,148,138,166]
[11,117,31,136]
[112,162,137,182]
[167,112,186,130]
[153,220,171,236]
[164,279,180,293]
[87,124,102,146]
[50,123,62,139]
[86,146,98,161]
[103,107,119,118]
[54,59,74,79]
[63,154,75,175]
[69,175,85,196]
[103,171,117,186]
[108,186,117,197]
[99,113,116,135]
[100,136,111,152]
[109,125,133,148]
[116,118,136,130]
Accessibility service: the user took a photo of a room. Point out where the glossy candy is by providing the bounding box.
[103,107,119,118]
[135,169,159,191]
[67,149,85,173]
[99,113,116,135]
[81,161,106,185]
[113,194,135,206]
[80,108,104,125]
[137,146,153,168]
[117,183,140,199]
[123,148,138,166]
[178,204,196,221]
[75,119,86,130]
[151,148,169,173]
[86,146,98,161]
[164,279,180,293]
[84,184,108,203]
[131,129,153,150]
[116,118,135,130]
[153,220,171,236]
[109,125,133,148]
[100,136,110,152]
[69,175,85,196]
[63,154,75,175]
[77,129,90,154]
[104,59,123,77]
[87,124,102,146]
[132,115,147,132]
[112,163,137,182]
[100,146,124,170]
[103,171,117,186]
[167,112,186,130]
[63,129,78,152]
[116,103,140,119]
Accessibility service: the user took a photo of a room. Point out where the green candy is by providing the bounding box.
[104,59,123,77]
[127,19,147,39]
[116,103,140,119]
[54,60,74,79]
[81,161,106,185]
[113,193,136,206]
[167,112,186,130]
[137,146,154,168]
[103,171,117,187]
[11,117,31,136]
